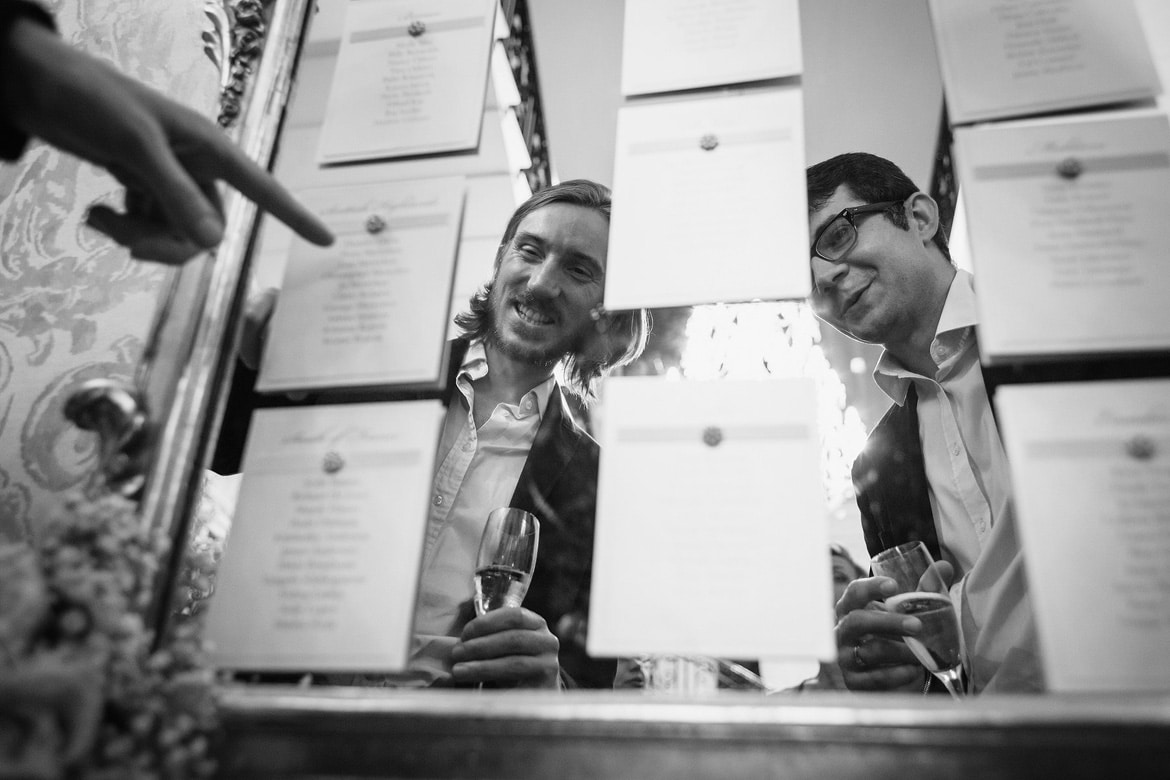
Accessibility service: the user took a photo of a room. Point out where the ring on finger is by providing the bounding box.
[852,642,867,670]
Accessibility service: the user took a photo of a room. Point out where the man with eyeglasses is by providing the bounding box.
[806,152,1042,695]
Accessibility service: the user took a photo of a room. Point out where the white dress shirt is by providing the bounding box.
[874,270,1043,692]
[408,340,555,684]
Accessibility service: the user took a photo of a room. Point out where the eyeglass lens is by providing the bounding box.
[815,215,856,261]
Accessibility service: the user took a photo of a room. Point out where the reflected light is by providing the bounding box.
[679,301,867,511]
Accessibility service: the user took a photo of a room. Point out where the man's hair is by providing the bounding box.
[806,152,951,262]
[453,179,650,401]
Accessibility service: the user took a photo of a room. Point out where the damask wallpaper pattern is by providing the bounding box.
[0,0,219,541]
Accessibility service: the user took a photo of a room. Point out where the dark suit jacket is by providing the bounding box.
[851,384,939,562]
[851,384,956,694]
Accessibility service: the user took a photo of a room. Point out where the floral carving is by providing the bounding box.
[203,0,268,128]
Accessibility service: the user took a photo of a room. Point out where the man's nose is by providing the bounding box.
[810,255,847,294]
[526,260,561,297]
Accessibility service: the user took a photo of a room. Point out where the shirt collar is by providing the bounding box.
[459,339,556,418]
[873,269,978,405]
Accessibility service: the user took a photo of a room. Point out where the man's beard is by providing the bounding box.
[486,286,586,368]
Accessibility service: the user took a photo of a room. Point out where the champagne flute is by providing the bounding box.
[870,541,965,700]
[473,508,540,617]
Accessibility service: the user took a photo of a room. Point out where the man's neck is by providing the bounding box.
[471,341,555,427]
[885,265,957,378]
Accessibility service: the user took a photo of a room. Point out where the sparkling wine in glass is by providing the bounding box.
[870,541,965,700]
[473,508,539,617]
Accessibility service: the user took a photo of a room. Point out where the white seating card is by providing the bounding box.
[587,376,833,660]
[929,0,1160,125]
[955,112,1170,361]
[206,401,443,671]
[257,177,464,394]
[318,0,496,163]
[605,88,809,309]
[621,0,802,96]
[995,379,1170,692]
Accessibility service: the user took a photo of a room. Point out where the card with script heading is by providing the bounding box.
[996,379,1170,692]
[206,401,442,671]
[954,111,1170,362]
[929,0,1160,125]
[257,177,464,395]
[587,376,833,661]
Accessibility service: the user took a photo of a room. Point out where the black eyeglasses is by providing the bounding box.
[810,200,905,262]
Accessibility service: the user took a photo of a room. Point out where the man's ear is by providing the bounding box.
[906,191,940,246]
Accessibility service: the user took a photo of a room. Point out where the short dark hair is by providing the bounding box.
[453,179,650,401]
[806,152,951,262]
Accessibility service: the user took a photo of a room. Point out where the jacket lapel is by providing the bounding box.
[510,388,580,515]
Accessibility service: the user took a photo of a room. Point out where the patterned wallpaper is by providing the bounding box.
[0,0,220,542]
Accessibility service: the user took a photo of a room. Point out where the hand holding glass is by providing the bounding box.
[870,541,964,700]
[474,508,540,617]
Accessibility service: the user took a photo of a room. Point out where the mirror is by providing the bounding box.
[184,0,1156,703]
[186,0,950,693]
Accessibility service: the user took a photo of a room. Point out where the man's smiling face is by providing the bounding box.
[487,202,608,367]
[808,186,945,348]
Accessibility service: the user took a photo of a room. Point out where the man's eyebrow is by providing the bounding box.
[512,230,545,247]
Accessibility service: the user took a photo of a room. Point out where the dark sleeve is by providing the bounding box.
[851,447,886,561]
[0,0,56,160]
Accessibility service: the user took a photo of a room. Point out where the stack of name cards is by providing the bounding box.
[257,177,464,395]
[587,377,834,663]
[207,0,529,676]
[604,0,809,309]
[931,0,1170,692]
[317,0,497,164]
[589,0,829,678]
[932,0,1166,364]
[206,402,442,671]
[995,380,1170,692]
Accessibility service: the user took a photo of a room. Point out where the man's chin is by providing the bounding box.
[489,331,564,368]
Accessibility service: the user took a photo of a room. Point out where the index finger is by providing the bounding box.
[836,575,897,618]
[203,133,334,247]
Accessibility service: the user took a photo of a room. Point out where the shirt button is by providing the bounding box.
[951,444,961,456]
[432,494,444,506]
[463,441,475,452]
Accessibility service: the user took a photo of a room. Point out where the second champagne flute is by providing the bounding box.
[870,541,965,700]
